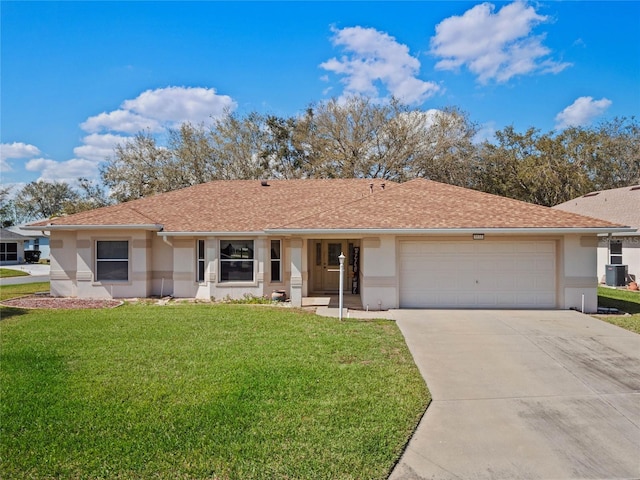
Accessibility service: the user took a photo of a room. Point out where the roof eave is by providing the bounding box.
[265,227,636,236]
[23,224,164,232]
[157,231,267,237]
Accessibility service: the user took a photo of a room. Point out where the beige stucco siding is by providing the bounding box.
[560,235,599,312]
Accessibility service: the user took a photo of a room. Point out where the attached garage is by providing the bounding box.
[399,240,557,309]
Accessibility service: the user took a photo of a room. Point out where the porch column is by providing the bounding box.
[290,237,303,307]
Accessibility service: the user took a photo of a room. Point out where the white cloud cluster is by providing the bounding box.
[22,86,237,184]
[554,96,612,129]
[1,142,42,173]
[82,86,236,134]
[321,26,439,105]
[430,1,571,83]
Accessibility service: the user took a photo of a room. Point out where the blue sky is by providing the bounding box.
[2,1,639,190]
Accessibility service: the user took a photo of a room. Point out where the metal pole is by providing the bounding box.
[338,252,345,321]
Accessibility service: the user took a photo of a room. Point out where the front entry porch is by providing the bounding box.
[302,293,363,310]
[308,239,361,295]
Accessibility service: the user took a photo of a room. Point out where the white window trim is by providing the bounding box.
[218,239,256,284]
[94,239,130,283]
[270,239,282,284]
[197,239,206,284]
[610,241,623,265]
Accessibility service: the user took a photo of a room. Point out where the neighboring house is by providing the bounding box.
[0,228,34,265]
[25,178,631,312]
[554,185,640,286]
[7,224,50,260]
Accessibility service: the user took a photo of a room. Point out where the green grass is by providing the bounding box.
[1,302,429,479]
[597,286,640,334]
[0,282,50,301]
[0,268,30,278]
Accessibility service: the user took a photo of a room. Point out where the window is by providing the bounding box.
[271,240,281,282]
[0,243,18,262]
[96,240,129,281]
[610,241,623,265]
[197,240,206,283]
[220,240,254,282]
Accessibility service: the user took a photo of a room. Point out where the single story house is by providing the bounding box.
[0,228,34,265]
[25,178,632,312]
[7,224,50,260]
[554,185,639,286]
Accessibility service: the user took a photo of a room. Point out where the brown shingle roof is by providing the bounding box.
[30,178,624,232]
[554,185,640,231]
[32,179,391,232]
[276,178,623,230]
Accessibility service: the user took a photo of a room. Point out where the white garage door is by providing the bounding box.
[399,240,556,308]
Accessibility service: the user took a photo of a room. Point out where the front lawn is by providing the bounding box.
[597,286,640,334]
[0,268,30,278]
[0,282,50,301]
[1,301,428,479]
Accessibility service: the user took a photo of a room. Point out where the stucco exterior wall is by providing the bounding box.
[49,230,153,299]
[360,235,398,310]
[49,231,77,297]
[561,235,599,313]
[597,236,640,283]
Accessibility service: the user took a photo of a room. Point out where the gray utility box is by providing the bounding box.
[605,264,628,287]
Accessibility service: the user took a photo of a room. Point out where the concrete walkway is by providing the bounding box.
[389,310,640,480]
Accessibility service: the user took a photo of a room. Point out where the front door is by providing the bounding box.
[321,240,347,292]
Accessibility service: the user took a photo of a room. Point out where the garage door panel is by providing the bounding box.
[399,241,556,309]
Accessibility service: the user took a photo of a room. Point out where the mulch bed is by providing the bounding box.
[1,295,122,310]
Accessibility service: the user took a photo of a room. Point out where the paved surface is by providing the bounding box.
[0,264,50,286]
[388,310,640,480]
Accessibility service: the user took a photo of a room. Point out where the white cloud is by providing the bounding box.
[554,96,612,129]
[1,142,42,173]
[25,157,100,184]
[122,86,236,126]
[80,86,237,135]
[73,133,129,162]
[320,26,439,104]
[81,110,163,134]
[430,1,571,84]
[1,142,42,161]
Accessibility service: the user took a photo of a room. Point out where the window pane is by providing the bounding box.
[0,244,5,253]
[97,241,128,259]
[220,261,253,281]
[271,240,280,260]
[327,243,342,266]
[6,243,17,253]
[610,255,623,265]
[198,240,205,260]
[220,241,254,260]
[198,261,205,282]
[271,260,281,282]
[610,243,622,255]
[97,261,128,281]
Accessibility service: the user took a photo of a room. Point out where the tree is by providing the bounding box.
[0,186,17,227]
[294,96,427,180]
[477,118,639,206]
[100,131,174,202]
[14,180,78,220]
[587,116,639,190]
[167,122,219,186]
[407,107,480,188]
[208,111,272,180]
[62,178,113,215]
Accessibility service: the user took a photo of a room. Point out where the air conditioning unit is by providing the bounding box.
[605,265,628,287]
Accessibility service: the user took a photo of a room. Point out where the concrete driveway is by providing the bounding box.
[0,264,50,286]
[389,310,640,480]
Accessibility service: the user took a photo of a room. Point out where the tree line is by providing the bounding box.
[2,96,638,226]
